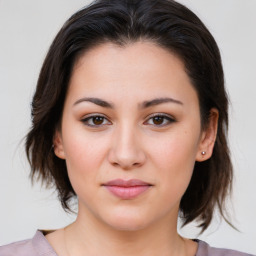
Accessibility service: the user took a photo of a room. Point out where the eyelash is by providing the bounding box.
[145,113,175,127]
[81,115,111,127]
[81,113,175,128]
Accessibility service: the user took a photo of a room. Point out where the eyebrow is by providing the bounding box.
[74,97,114,108]
[140,97,183,108]
[73,97,183,109]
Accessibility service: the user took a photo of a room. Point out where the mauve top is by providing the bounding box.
[0,230,254,256]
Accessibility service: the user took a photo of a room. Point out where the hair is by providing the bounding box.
[26,0,233,232]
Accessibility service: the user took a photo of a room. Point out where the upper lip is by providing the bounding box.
[104,179,152,187]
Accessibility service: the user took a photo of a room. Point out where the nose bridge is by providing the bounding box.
[108,121,146,169]
[116,122,137,153]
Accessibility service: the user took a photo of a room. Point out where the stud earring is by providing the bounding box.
[201,151,206,156]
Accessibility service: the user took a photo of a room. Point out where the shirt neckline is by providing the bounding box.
[35,230,203,256]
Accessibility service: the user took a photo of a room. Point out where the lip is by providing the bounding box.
[103,179,152,200]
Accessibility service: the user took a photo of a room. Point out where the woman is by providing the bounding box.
[0,0,254,255]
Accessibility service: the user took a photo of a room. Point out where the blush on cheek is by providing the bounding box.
[152,137,196,187]
[151,138,182,162]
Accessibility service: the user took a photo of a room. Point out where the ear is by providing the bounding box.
[196,108,219,162]
[53,130,66,159]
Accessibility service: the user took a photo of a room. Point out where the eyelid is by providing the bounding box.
[144,113,176,126]
[81,114,112,127]
[81,113,176,128]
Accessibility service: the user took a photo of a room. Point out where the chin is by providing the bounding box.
[101,208,153,232]
[108,219,149,232]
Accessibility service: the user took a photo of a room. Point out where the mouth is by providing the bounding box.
[102,179,153,200]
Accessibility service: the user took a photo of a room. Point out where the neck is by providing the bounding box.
[63,203,194,256]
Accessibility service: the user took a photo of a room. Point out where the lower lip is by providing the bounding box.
[104,185,151,199]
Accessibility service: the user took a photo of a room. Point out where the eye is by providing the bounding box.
[81,115,111,127]
[144,114,175,127]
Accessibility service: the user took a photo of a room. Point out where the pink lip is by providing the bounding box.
[103,179,152,199]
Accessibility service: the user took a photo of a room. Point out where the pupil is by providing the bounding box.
[153,116,163,125]
[93,116,103,125]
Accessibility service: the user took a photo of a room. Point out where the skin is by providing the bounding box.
[48,41,218,256]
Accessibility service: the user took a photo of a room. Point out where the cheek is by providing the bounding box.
[150,129,199,166]
[62,134,108,201]
[61,127,110,185]
[149,130,199,195]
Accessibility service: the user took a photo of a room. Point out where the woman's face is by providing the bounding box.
[54,42,216,231]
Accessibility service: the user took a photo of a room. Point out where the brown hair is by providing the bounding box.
[26,0,232,232]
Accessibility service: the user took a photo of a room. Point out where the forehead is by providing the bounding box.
[67,41,198,107]
[74,41,186,77]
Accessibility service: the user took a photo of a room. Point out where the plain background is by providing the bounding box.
[0,0,255,254]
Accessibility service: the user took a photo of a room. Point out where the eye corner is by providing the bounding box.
[144,113,176,127]
[81,114,112,128]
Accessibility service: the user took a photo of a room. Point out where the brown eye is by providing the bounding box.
[145,114,175,127]
[152,116,165,125]
[92,116,104,125]
[82,115,111,127]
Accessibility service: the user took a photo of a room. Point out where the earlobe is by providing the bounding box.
[196,108,219,162]
[53,130,66,159]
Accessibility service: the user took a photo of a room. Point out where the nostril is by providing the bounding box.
[107,142,146,169]
[111,161,141,170]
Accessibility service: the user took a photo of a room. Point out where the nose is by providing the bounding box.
[107,124,146,170]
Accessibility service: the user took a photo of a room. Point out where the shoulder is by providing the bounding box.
[0,230,57,256]
[197,240,255,256]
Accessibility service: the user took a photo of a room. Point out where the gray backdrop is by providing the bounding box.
[0,0,255,254]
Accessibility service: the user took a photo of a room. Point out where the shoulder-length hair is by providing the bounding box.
[26,0,232,232]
